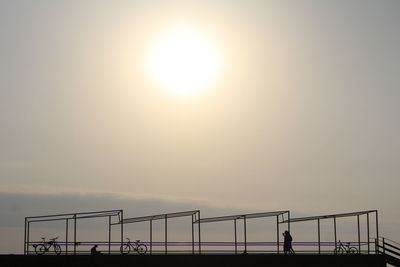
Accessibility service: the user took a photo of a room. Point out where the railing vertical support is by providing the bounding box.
[318,218,321,254]
[334,216,337,251]
[74,214,77,255]
[244,215,247,253]
[287,211,290,233]
[27,222,30,255]
[120,211,124,248]
[150,219,153,254]
[165,214,168,254]
[192,214,195,254]
[357,215,361,253]
[367,213,370,254]
[24,218,27,255]
[276,215,280,254]
[198,210,201,254]
[66,219,69,255]
[234,219,237,255]
[108,215,111,255]
[375,211,379,241]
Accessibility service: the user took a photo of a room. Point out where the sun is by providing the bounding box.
[147,29,221,96]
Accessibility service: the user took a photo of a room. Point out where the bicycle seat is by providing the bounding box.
[50,237,59,241]
[135,240,140,242]
[41,237,46,240]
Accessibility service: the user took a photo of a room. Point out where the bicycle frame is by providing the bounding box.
[34,237,61,255]
[334,240,358,254]
[127,240,140,251]
[121,238,147,255]
[339,242,350,251]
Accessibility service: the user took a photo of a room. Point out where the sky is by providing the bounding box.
[0,0,399,254]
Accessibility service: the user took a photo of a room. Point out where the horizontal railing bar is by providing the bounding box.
[26,241,372,245]
[28,214,121,223]
[28,217,73,223]
[382,242,400,252]
[26,210,123,220]
[378,237,400,246]
[377,245,400,257]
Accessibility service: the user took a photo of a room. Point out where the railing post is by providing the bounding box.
[192,214,195,254]
[165,214,168,254]
[367,213,370,254]
[276,215,279,254]
[334,216,337,252]
[234,219,237,255]
[375,211,379,244]
[357,215,361,253]
[318,218,321,254]
[108,215,111,255]
[27,222,30,255]
[24,218,27,255]
[244,215,247,253]
[66,219,69,255]
[74,214,77,255]
[150,219,153,254]
[382,237,385,254]
[198,210,201,254]
[120,210,124,249]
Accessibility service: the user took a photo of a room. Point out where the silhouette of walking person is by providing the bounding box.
[283,231,295,254]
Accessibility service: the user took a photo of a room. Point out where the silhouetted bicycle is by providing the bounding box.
[120,238,147,255]
[333,240,358,254]
[33,236,62,255]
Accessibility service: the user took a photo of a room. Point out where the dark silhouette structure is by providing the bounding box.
[0,254,388,267]
[22,209,400,266]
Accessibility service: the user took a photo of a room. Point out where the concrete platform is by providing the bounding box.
[0,254,387,267]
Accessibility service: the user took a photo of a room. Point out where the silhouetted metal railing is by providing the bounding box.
[25,240,376,255]
[24,210,124,255]
[24,209,381,256]
[376,237,400,266]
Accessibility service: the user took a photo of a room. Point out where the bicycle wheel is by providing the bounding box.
[120,244,131,254]
[348,247,358,254]
[54,244,62,255]
[35,244,46,255]
[334,247,344,255]
[137,244,147,255]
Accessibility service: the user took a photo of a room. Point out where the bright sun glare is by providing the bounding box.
[148,29,221,96]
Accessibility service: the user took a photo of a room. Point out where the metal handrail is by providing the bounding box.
[378,237,400,247]
[375,236,400,266]
[26,240,375,255]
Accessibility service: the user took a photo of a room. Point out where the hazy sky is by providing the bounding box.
[1,0,399,253]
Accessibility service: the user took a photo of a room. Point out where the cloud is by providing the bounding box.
[0,191,257,228]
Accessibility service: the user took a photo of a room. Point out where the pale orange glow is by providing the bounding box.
[147,28,222,96]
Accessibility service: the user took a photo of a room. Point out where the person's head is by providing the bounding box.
[94,245,98,248]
